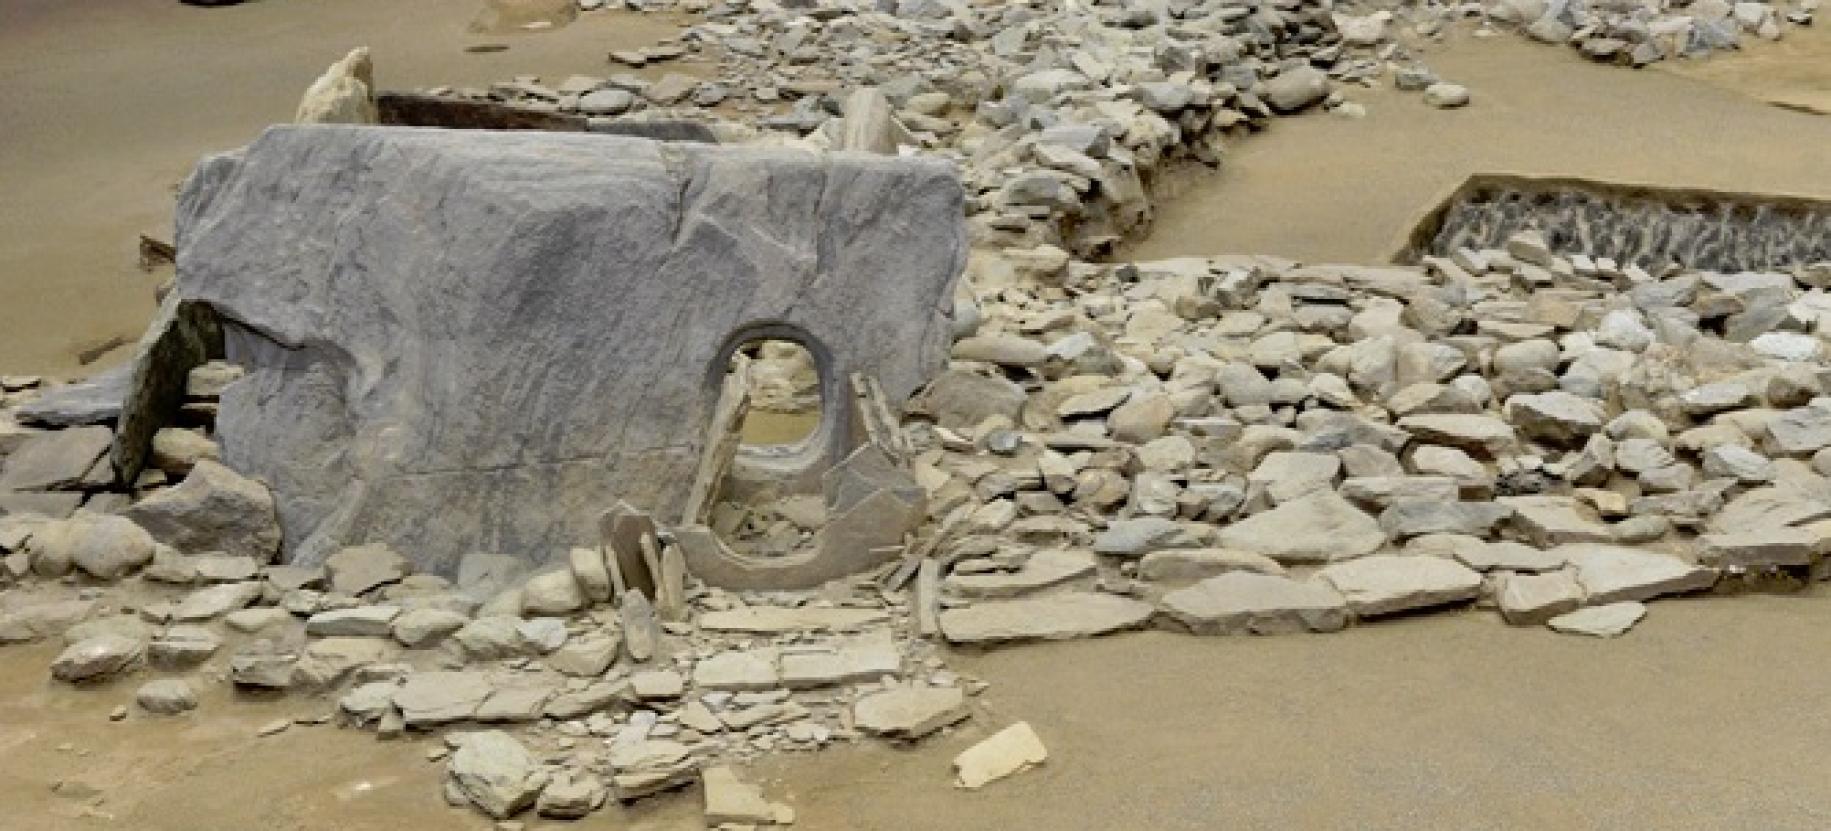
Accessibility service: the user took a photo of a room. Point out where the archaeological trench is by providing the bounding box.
[2,0,1829,826]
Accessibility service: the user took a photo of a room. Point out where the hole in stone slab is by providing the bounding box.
[731,338,822,450]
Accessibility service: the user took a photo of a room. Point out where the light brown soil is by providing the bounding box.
[0,0,698,378]
[1130,30,1831,265]
[2,591,1826,829]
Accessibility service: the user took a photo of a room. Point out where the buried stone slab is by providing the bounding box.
[167,126,965,575]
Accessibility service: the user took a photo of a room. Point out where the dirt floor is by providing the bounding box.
[2,590,1826,830]
[4,3,1831,829]
[1130,26,1831,264]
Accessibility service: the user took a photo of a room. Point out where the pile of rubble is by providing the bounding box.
[441,0,1373,256]
[1,359,1049,825]
[1485,0,1816,66]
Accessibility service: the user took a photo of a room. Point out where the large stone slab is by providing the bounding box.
[1315,555,1483,617]
[1559,544,1717,604]
[1158,572,1348,635]
[169,126,965,573]
[939,592,1154,644]
[1215,489,1385,564]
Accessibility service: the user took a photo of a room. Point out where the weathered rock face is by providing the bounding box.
[174,126,965,574]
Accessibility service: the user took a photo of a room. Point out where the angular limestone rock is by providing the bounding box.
[1215,490,1385,564]
[1560,545,1717,604]
[175,127,964,574]
[122,460,280,563]
[954,722,1047,789]
[1159,572,1348,635]
[296,48,378,125]
[939,592,1154,644]
[1315,555,1482,617]
[941,548,1095,598]
[448,730,546,819]
[852,685,970,740]
[1548,601,1647,637]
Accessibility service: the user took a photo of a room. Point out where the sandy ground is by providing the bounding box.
[0,0,698,377]
[1130,28,1831,264]
[2,590,1826,830]
[5,5,1831,829]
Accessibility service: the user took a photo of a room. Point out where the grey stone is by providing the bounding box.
[326,543,410,596]
[27,512,155,580]
[1263,66,1329,113]
[1422,83,1471,108]
[0,426,112,491]
[176,127,964,575]
[135,679,198,714]
[392,608,470,648]
[1497,571,1584,625]
[521,569,586,617]
[942,548,1094,598]
[1378,500,1513,539]
[449,730,546,819]
[1699,529,1820,568]
[172,581,262,621]
[1548,601,1647,637]
[14,367,130,428]
[305,605,400,637]
[693,649,780,690]
[537,773,605,820]
[1159,572,1349,635]
[1136,548,1285,582]
[852,685,969,739]
[1560,544,1717,604]
[939,592,1154,643]
[121,460,281,563]
[51,634,143,682]
[396,671,494,726]
[1215,490,1385,564]
[1315,555,1483,617]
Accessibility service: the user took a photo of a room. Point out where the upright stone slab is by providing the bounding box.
[169,126,966,574]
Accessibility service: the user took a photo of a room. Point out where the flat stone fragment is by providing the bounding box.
[1315,556,1483,617]
[0,426,113,492]
[693,649,781,691]
[954,722,1047,789]
[325,543,410,596]
[779,632,901,688]
[1159,572,1348,635]
[305,605,400,637]
[394,671,494,726]
[1136,548,1285,582]
[1698,529,1820,568]
[942,548,1095,598]
[1500,496,1615,546]
[1548,602,1648,637]
[1497,571,1585,625]
[1215,490,1386,564]
[697,606,889,634]
[852,685,970,740]
[939,592,1154,644]
[702,765,791,826]
[51,634,143,682]
[171,581,262,622]
[448,730,546,819]
[175,127,965,575]
[1559,544,1717,604]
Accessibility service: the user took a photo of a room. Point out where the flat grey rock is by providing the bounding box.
[1159,572,1348,635]
[853,685,969,739]
[13,366,130,427]
[0,426,112,492]
[173,126,964,574]
[1548,601,1647,637]
[1559,544,1717,604]
[939,592,1154,644]
[1215,489,1386,564]
[1315,555,1483,617]
[942,548,1095,598]
[395,671,494,726]
[51,634,143,682]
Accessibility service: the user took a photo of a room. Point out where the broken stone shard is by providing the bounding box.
[1548,602,1648,637]
[173,126,965,575]
[1315,556,1483,617]
[954,722,1048,789]
[853,685,970,740]
[121,460,281,563]
[1214,489,1386,564]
